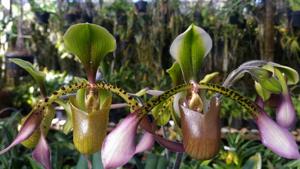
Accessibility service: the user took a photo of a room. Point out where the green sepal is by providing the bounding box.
[270,63,299,85]
[9,58,46,94]
[249,68,282,93]
[63,23,116,75]
[55,99,73,134]
[170,24,212,81]
[152,100,172,126]
[200,72,219,83]
[254,81,271,101]
[76,88,86,111]
[242,153,262,169]
[258,77,282,94]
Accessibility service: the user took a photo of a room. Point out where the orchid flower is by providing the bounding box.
[221,62,300,159]
[167,24,223,160]
[1,22,300,169]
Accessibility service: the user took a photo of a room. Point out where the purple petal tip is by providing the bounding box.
[32,133,52,169]
[276,94,297,129]
[256,112,300,159]
[0,112,42,155]
[101,113,139,169]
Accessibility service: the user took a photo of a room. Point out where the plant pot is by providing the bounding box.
[35,11,50,24]
[291,11,300,28]
[5,50,34,77]
[135,1,147,13]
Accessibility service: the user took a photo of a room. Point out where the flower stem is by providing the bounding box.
[172,153,183,169]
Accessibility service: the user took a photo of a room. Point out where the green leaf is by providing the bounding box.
[242,153,262,169]
[254,82,271,101]
[271,63,299,85]
[170,24,212,81]
[92,152,104,169]
[63,23,116,73]
[248,68,272,80]
[167,62,184,85]
[26,156,44,169]
[76,155,88,169]
[156,156,168,169]
[144,153,168,169]
[9,58,46,93]
[284,159,300,168]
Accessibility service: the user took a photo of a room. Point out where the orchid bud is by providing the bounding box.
[180,97,221,160]
[71,89,112,154]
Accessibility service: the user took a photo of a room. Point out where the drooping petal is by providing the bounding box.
[135,132,154,154]
[180,97,221,160]
[32,133,51,169]
[276,93,297,129]
[101,113,139,169]
[255,96,264,108]
[0,111,42,155]
[256,112,300,159]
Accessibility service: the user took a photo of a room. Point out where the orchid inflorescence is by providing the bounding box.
[1,23,299,169]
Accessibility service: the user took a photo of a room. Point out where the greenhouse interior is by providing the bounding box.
[1,0,300,168]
